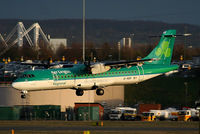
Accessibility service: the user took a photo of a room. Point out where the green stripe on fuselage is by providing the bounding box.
[14,64,179,82]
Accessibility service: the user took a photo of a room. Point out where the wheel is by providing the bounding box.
[76,89,84,96]
[96,89,104,95]
[20,90,28,99]
[21,94,26,99]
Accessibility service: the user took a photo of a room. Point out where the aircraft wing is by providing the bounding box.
[104,58,155,67]
[21,62,49,67]
[89,58,157,74]
[21,62,74,69]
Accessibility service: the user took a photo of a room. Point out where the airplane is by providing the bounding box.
[12,29,179,98]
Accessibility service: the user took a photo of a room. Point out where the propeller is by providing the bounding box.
[84,60,92,74]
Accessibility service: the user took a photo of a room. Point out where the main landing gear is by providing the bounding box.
[21,90,28,99]
[76,89,84,96]
[75,89,104,96]
[96,88,104,96]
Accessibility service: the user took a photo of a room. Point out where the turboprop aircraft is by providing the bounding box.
[12,30,179,98]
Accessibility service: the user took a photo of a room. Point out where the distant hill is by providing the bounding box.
[0,19,200,47]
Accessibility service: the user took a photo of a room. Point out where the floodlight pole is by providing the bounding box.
[83,0,86,62]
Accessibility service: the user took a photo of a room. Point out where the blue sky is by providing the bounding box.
[0,0,200,25]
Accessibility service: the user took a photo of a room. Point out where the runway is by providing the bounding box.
[0,126,198,131]
[0,121,198,134]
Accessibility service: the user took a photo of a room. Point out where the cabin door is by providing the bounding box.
[136,65,144,82]
[52,73,59,81]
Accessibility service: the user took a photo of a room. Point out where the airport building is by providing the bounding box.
[50,38,67,53]
[120,37,132,48]
[0,85,124,112]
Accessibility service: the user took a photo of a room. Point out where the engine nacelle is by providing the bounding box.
[91,63,111,74]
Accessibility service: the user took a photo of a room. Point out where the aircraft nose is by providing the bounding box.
[12,82,21,89]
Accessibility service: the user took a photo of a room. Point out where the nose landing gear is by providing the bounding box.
[21,90,28,99]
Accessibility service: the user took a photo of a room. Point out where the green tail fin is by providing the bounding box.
[143,30,176,65]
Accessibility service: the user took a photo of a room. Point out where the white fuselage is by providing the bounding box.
[12,73,161,91]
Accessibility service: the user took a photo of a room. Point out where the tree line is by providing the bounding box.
[0,40,199,62]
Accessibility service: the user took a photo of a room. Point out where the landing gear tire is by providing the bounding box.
[96,89,104,96]
[76,89,84,96]
[20,90,28,99]
[21,94,26,99]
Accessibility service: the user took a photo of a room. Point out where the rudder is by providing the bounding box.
[143,30,176,65]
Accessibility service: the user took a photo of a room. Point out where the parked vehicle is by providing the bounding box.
[141,112,156,121]
[150,108,179,121]
[178,109,199,121]
[109,107,137,120]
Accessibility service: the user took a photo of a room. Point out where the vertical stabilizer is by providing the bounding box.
[143,30,176,65]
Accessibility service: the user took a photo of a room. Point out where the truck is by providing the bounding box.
[141,112,156,121]
[178,108,199,121]
[109,107,137,120]
[150,108,179,121]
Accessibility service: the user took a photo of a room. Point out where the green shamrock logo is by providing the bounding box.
[155,40,171,58]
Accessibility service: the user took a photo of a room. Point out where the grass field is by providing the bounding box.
[0,121,198,134]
